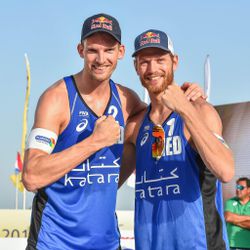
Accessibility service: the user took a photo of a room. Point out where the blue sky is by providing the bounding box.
[1,0,250,208]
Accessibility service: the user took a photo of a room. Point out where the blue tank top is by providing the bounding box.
[28,76,124,250]
[135,107,229,250]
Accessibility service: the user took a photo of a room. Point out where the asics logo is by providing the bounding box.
[140,132,149,146]
[76,119,88,132]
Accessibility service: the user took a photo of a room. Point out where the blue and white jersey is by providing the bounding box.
[27,76,124,250]
[135,107,229,250]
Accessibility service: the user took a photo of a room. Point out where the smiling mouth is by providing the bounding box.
[93,65,107,69]
[92,65,109,73]
[145,75,164,83]
[147,76,161,80]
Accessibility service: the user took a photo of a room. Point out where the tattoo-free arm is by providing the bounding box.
[224,211,250,229]
[118,142,136,188]
[181,101,234,182]
[23,83,120,191]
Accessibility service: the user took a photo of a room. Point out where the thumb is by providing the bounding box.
[96,115,107,124]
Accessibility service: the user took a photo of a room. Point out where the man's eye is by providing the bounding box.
[140,61,147,66]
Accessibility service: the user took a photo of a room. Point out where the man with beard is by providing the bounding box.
[22,14,204,249]
[119,29,235,250]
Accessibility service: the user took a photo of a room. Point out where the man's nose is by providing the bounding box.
[96,51,105,64]
[147,61,157,73]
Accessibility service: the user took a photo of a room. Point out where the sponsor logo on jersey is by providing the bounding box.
[76,119,88,132]
[64,158,120,187]
[140,132,149,146]
[135,168,180,199]
[144,125,150,131]
[233,201,238,206]
[79,111,89,117]
[35,135,55,148]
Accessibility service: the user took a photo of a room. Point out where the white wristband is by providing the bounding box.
[27,128,58,154]
[213,132,229,149]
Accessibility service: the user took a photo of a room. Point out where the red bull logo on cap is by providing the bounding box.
[91,16,113,31]
[140,32,160,46]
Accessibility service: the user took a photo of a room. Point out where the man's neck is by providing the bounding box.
[150,104,172,125]
[74,70,110,96]
[239,197,250,205]
[149,91,172,125]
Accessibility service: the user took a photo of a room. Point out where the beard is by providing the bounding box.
[140,68,174,95]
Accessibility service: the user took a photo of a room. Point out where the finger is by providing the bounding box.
[193,86,206,99]
[96,115,107,124]
[106,115,116,122]
[183,84,196,98]
[193,85,205,97]
[189,91,204,102]
[185,84,205,99]
[190,91,203,101]
[191,84,205,97]
[202,93,208,99]
[191,92,207,101]
[181,82,191,91]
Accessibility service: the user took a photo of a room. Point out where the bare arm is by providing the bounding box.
[22,81,120,191]
[162,84,234,182]
[118,110,145,188]
[118,141,136,188]
[224,211,250,229]
[183,101,234,182]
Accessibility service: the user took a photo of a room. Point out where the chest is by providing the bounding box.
[234,202,250,215]
[137,117,185,158]
[82,94,110,117]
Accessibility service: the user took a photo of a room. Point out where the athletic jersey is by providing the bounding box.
[27,76,124,250]
[135,107,229,250]
[225,197,250,248]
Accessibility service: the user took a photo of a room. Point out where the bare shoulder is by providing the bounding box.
[116,83,146,123]
[34,79,70,134]
[37,79,67,113]
[116,83,138,98]
[192,98,222,134]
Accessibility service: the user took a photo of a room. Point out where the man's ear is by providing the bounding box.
[173,54,179,72]
[118,44,125,60]
[134,58,139,75]
[77,43,84,59]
